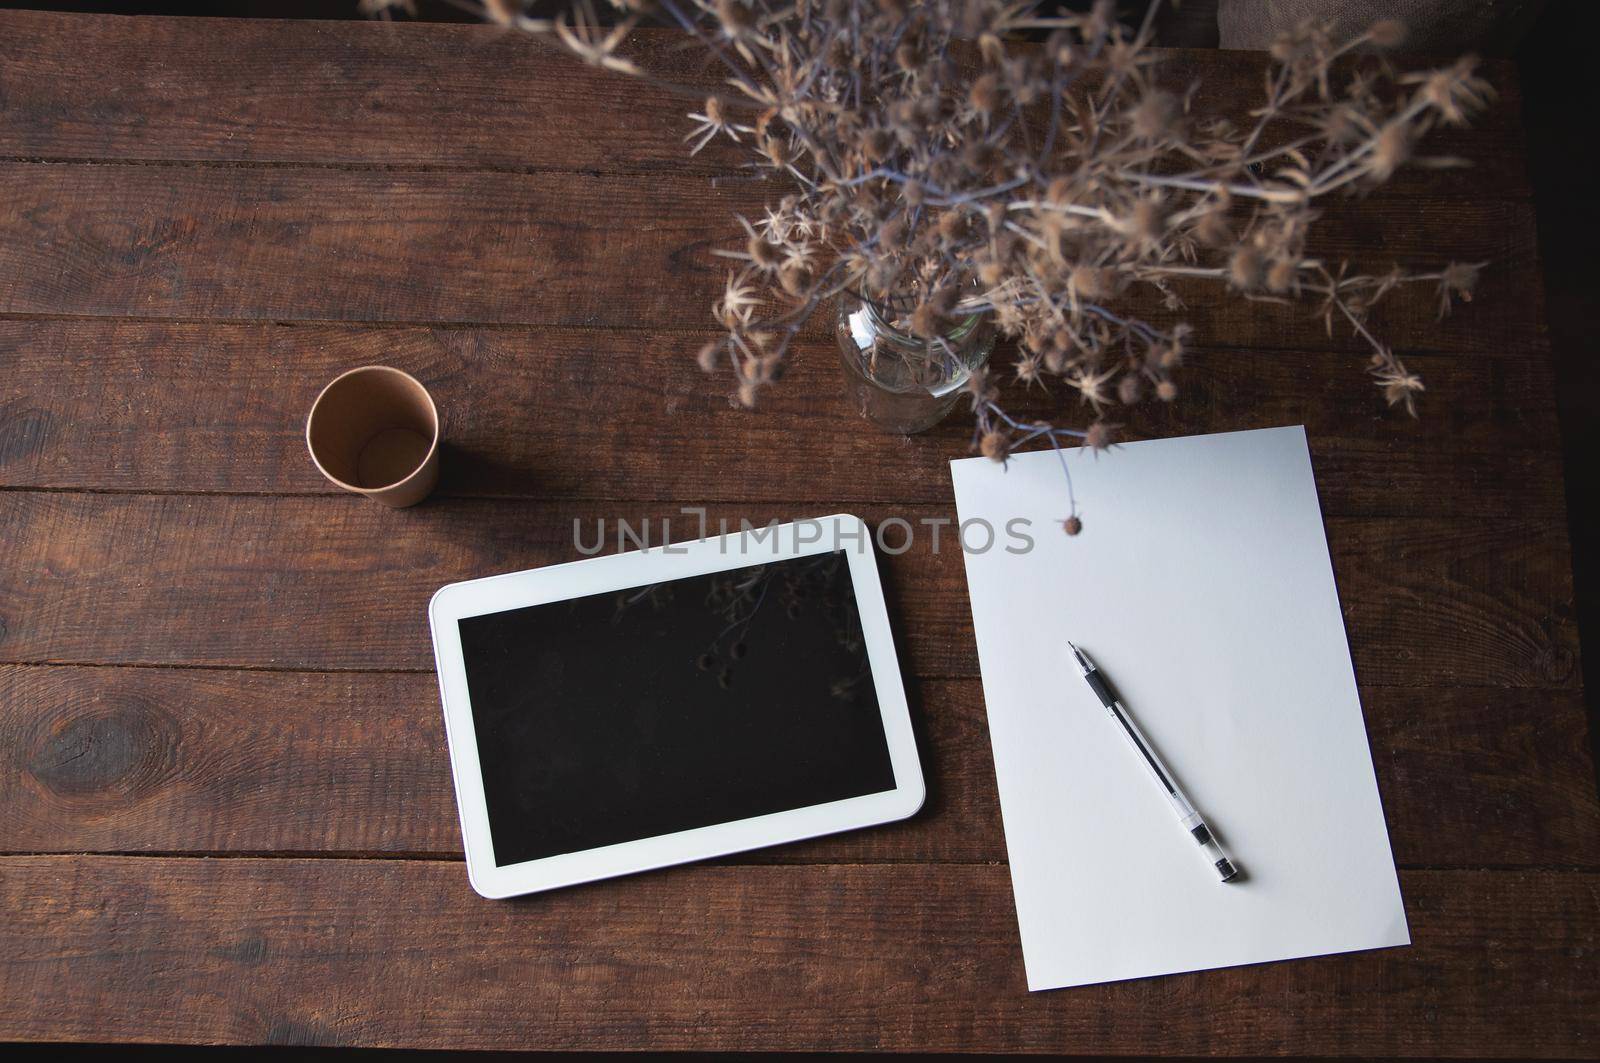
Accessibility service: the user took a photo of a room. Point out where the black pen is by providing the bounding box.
[1069,642,1240,882]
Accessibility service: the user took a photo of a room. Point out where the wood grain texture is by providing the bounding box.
[0,320,1566,519]
[2,666,1595,867]
[0,855,1594,1054]
[0,10,1587,1055]
[0,162,1540,354]
[0,492,1579,687]
[0,12,1529,199]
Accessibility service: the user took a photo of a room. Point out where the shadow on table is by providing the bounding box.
[1519,0,1600,806]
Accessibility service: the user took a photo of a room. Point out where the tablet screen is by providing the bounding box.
[457,549,897,867]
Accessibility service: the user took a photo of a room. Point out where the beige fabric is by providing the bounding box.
[1217,0,1532,55]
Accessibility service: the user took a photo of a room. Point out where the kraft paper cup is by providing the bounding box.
[306,365,440,508]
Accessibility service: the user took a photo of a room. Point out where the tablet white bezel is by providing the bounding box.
[428,513,924,898]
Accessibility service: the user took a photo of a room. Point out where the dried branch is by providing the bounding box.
[445,0,1493,531]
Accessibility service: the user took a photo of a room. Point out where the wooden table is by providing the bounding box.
[1,11,1595,1056]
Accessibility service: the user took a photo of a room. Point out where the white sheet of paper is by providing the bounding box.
[950,425,1409,991]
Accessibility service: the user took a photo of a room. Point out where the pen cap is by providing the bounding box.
[1199,834,1238,881]
[1189,821,1240,881]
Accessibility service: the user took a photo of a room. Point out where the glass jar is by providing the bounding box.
[835,292,996,434]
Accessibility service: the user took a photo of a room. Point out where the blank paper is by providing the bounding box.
[950,426,1409,991]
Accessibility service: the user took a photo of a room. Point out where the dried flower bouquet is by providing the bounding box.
[452,0,1492,530]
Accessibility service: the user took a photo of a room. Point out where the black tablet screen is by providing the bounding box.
[457,550,897,867]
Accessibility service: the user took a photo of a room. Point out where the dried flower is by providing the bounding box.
[1265,258,1299,294]
[910,302,943,339]
[747,234,783,270]
[1370,121,1414,182]
[715,0,753,39]
[1117,374,1142,405]
[685,96,751,154]
[1371,352,1425,415]
[1228,246,1265,290]
[1129,91,1180,140]
[471,1,1491,522]
[1437,261,1482,317]
[978,429,1011,462]
[716,274,759,329]
[696,340,722,373]
[1404,56,1494,127]
[1069,366,1118,410]
[778,259,814,296]
[481,0,520,26]
[1192,210,1233,248]
[1070,266,1116,301]
[969,74,1003,119]
[1367,19,1407,49]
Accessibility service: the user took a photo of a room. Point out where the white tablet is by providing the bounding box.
[428,514,925,898]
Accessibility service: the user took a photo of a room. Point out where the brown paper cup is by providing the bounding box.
[306,366,440,508]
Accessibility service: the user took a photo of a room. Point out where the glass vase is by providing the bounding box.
[835,292,996,435]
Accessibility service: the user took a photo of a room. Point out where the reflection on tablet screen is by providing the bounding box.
[457,549,897,867]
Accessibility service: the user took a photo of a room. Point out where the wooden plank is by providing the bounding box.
[0,320,1566,519]
[2,666,1595,868]
[0,856,1593,1054]
[0,666,993,862]
[0,12,1529,200]
[0,493,1578,687]
[0,162,1540,355]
